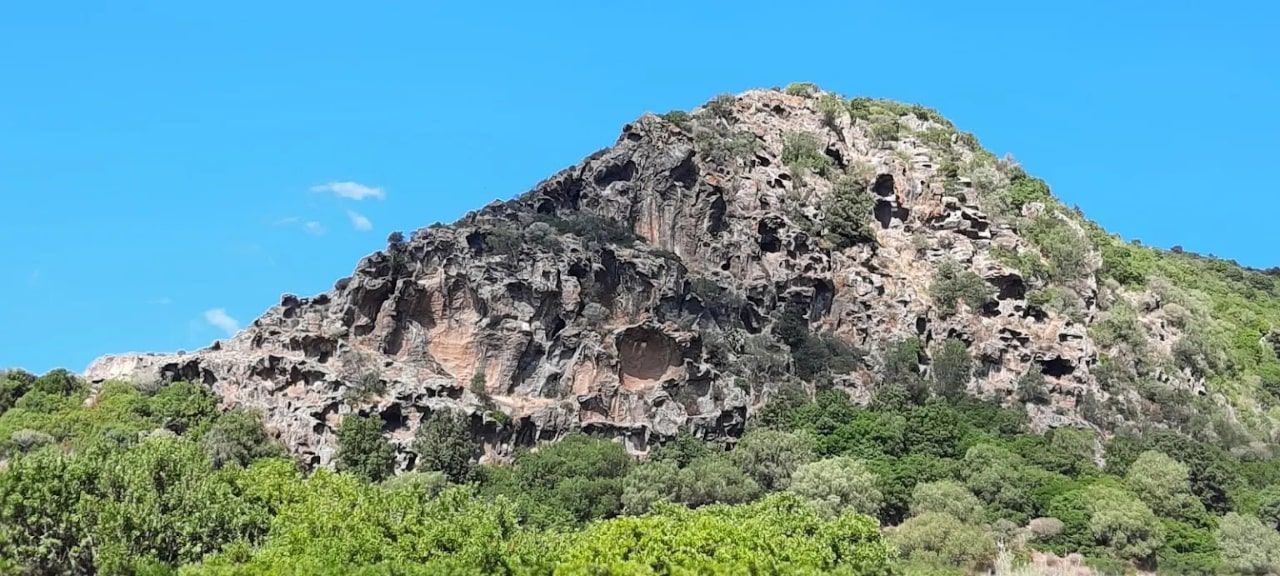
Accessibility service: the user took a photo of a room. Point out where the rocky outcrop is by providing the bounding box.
[86,89,1146,468]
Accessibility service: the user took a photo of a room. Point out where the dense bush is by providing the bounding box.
[930,261,994,316]
[1218,512,1280,574]
[788,456,883,517]
[335,414,396,482]
[1024,212,1093,281]
[731,429,817,491]
[537,213,636,248]
[909,480,985,524]
[413,410,479,482]
[931,339,972,400]
[823,176,876,248]
[891,511,997,573]
[781,131,834,177]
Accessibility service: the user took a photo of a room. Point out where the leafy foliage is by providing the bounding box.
[781,131,834,177]
[930,260,994,316]
[413,410,479,483]
[335,414,395,482]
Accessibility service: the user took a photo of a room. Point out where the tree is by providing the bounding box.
[677,455,761,508]
[30,369,85,397]
[1050,484,1164,562]
[556,493,893,575]
[1087,488,1164,562]
[149,381,219,434]
[1124,450,1202,521]
[83,437,270,572]
[496,434,633,528]
[1218,512,1280,575]
[788,457,882,518]
[891,512,997,573]
[930,261,994,317]
[909,480,985,524]
[824,176,875,248]
[731,429,817,491]
[930,339,972,399]
[336,414,396,482]
[201,409,283,469]
[413,410,479,483]
[621,461,680,514]
[1256,485,1280,529]
[0,448,97,573]
[879,337,927,406]
[962,444,1035,522]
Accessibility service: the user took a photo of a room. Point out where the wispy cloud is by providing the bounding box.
[148,297,173,306]
[310,181,385,201]
[304,221,326,235]
[28,270,41,286]
[347,210,373,231]
[275,216,301,226]
[204,308,240,336]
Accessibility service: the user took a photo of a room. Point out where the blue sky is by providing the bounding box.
[2,2,1277,373]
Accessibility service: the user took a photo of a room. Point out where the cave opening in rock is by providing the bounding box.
[380,404,408,433]
[875,201,894,229]
[757,220,783,252]
[873,174,896,197]
[1039,357,1076,378]
[990,274,1027,301]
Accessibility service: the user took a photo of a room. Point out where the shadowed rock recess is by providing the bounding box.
[85,88,1221,469]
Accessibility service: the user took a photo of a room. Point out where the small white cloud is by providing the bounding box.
[304,221,326,235]
[204,308,240,336]
[347,210,373,231]
[310,181,385,201]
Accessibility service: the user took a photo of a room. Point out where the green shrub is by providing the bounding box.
[1015,371,1052,404]
[1124,450,1204,521]
[703,94,736,120]
[931,339,972,400]
[413,410,479,483]
[149,381,219,435]
[481,225,523,257]
[677,455,762,507]
[867,120,901,144]
[1217,512,1280,575]
[620,461,680,514]
[556,493,893,575]
[783,82,819,96]
[731,429,817,491]
[788,456,883,517]
[823,176,876,248]
[781,131,834,177]
[1005,174,1052,209]
[335,414,395,482]
[539,213,637,248]
[658,109,692,131]
[817,94,846,128]
[891,512,997,573]
[1024,212,1093,281]
[82,437,270,572]
[909,480,985,524]
[931,261,994,316]
[201,409,284,469]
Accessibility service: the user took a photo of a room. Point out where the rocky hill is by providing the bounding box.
[85,84,1280,468]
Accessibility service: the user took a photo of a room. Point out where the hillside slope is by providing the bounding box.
[86,85,1280,467]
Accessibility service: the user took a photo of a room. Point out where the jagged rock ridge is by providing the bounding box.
[86,88,1205,468]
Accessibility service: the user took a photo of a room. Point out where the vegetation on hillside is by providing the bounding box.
[5,85,1280,574]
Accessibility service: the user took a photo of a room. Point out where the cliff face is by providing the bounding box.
[85,88,1209,468]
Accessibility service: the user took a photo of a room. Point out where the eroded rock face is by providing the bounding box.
[86,90,1146,467]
